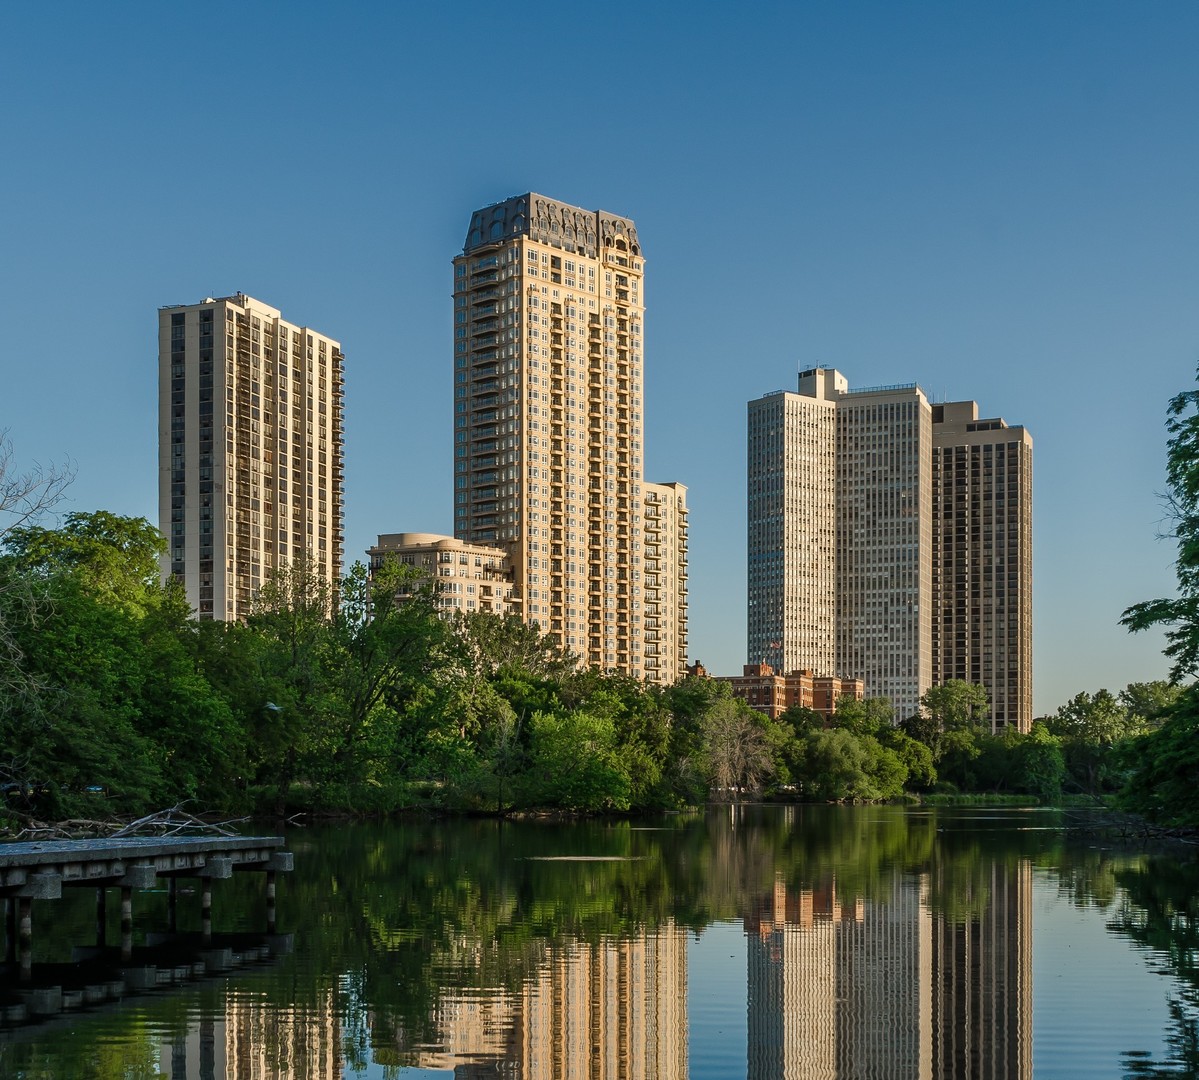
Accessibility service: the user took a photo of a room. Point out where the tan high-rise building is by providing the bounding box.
[454,194,687,682]
[747,368,1031,727]
[932,403,1034,731]
[643,481,689,683]
[158,293,344,620]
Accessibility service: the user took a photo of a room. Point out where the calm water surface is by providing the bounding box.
[2,805,1198,1078]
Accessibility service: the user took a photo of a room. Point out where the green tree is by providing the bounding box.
[776,704,826,737]
[1120,686,1199,825]
[831,695,896,737]
[455,610,578,680]
[660,675,721,804]
[1050,689,1133,743]
[1,513,241,816]
[132,584,246,807]
[247,556,338,808]
[877,725,937,790]
[1014,722,1066,801]
[4,511,165,616]
[900,710,940,750]
[1122,365,1199,680]
[1120,680,1183,729]
[921,680,990,733]
[322,560,448,803]
[0,575,164,814]
[1047,689,1140,796]
[700,694,777,799]
[794,729,908,802]
[526,709,631,811]
[560,671,675,807]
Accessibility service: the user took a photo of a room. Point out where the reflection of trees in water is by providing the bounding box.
[1107,857,1199,1078]
[1043,843,1131,911]
[1028,832,1199,1077]
[0,1027,162,1079]
[1123,998,1199,1078]
[5,807,1172,1078]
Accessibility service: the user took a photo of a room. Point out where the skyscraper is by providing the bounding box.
[931,402,1034,729]
[158,293,344,620]
[747,368,1031,728]
[834,378,934,722]
[746,369,840,676]
[453,194,687,682]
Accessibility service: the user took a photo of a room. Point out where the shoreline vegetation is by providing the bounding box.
[8,795,1199,853]
[4,387,1199,835]
[0,505,1188,832]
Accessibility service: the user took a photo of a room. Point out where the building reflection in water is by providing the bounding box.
[415,924,689,1079]
[159,990,343,1080]
[745,862,1032,1080]
[151,927,686,1079]
[149,856,1026,1079]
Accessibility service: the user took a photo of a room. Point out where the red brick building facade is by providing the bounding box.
[689,663,865,720]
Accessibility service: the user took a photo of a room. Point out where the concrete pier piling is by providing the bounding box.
[0,835,292,983]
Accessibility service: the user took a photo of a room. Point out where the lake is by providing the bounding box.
[2,805,1198,1078]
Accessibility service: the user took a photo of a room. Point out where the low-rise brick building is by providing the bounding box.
[689,662,864,720]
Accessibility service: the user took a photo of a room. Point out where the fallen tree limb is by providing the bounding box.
[2,805,250,842]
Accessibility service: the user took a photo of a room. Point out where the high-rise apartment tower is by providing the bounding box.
[746,370,840,677]
[158,293,344,620]
[454,194,687,682]
[747,369,1031,728]
[932,402,1034,728]
[833,378,934,721]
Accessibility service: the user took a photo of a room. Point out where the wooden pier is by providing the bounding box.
[0,835,292,981]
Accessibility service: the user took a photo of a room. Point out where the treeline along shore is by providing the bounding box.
[10,356,1199,834]
[0,501,1191,828]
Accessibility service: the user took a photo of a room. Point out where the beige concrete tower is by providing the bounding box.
[932,403,1033,731]
[834,381,935,721]
[643,481,689,682]
[750,369,1035,724]
[455,194,686,681]
[159,293,344,620]
[746,369,842,675]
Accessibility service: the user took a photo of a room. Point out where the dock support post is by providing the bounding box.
[200,877,212,945]
[96,886,107,947]
[200,1014,215,1076]
[120,886,133,962]
[18,897,32,982]
[168,877,177,934]
[5,898,15,963]
[266,870,277,934]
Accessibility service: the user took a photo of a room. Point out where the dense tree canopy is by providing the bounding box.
[1113,366,1199,823]
[0,485,1188,822]
[1122,365,1199,680]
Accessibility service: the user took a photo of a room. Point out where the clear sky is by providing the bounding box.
[2,1,1195,715]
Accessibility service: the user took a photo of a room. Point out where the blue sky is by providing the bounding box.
[2,1,1196,715]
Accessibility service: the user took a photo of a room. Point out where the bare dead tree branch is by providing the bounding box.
[0,430,74,715]
[1,805,250,841]
[0,430,75,543]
